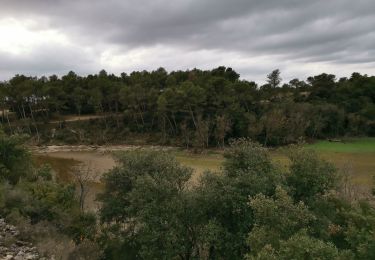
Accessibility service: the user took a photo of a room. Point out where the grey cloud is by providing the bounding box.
[0,45,97,79]
[0,0,375,81]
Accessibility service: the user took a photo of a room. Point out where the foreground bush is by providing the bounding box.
[98,139,375,259]
[0,131,31,184]
[2,132,375,259]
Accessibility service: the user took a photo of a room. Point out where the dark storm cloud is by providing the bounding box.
[0,0,374,81]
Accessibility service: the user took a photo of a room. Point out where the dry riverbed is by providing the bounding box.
[31,142,375,210]
[32,145,217,211]
[31,145,221,177]
[31,144,175,179]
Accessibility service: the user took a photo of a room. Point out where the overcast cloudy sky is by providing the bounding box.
[1,0,374,83]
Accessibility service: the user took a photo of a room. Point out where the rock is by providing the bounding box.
[0,218,50,260]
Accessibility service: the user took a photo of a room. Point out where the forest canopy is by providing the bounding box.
[0,67,374,146]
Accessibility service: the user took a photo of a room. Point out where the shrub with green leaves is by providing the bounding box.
[0,131,31,184]
[286,147,338,203]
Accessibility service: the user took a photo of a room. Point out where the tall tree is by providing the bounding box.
[266,69,282,88]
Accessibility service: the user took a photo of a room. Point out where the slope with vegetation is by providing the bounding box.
[0,130,100,259]
[2,130,374,259]
[0,67,373,146]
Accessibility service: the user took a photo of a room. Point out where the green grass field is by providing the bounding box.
[172,138,375,187]
[305,138,375,153]
[304,138,375,187]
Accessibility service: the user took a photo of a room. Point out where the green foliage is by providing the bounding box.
[277,230,342,260]
[224,139,272,176]
[247,231,345,260]
[2,131,374,259]
[194,172,253,259]
[98,141,362,259]
[286,147,338,203]
[0,134,80,228]
[99,140,352,259]
[1,176,76,224]
[1,67,373,146]
[192,140,283,258]
[67,212,97,244]
[0,162,80,228]
[99,150,192,222]
[99,140,283,259]
[342,201,375,259]
[244,145,375,259]
[98,151,194,259]
[36,164,53,181]
[223,139,281,197]
[35,182,75,214]
[0,131,31,184]
[247,187,314,253]
[0,133,101,257]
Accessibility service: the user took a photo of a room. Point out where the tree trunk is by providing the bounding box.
[188,105,197,129]
[28,103,40,143]
[79,180,85,212]
[115,101,120,129]
[21,103,32,135]
[6,112,12,135]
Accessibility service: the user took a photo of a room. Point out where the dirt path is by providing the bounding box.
[49,114,122,123]
[31,144,173,154]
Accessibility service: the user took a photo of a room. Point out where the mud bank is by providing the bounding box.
[30,144,173,154]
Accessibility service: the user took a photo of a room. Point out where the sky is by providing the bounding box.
[0,0,374,83]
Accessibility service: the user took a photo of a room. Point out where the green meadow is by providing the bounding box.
[305,138,375,153]
[174,138,375,187]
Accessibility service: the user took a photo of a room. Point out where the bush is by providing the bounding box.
[0,132,31,184]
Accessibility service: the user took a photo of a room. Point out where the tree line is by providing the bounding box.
[0,67,374,146]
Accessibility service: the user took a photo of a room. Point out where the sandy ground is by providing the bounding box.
[31,144,174,179]
[42,151,116,178]
[32,145,195,211]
